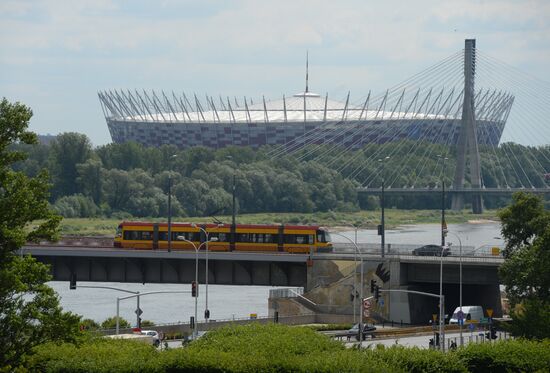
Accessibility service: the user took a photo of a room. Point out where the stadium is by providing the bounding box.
[98,83,513,150]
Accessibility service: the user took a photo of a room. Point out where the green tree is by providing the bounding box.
[49,132,93,198]
[498,192,550,339]
[0,98,81,369]
[76,158,103,204]
[101,316,130,329]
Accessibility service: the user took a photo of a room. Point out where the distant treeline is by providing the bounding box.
[11,133,550,218]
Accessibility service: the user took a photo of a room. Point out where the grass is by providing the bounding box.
[57,209,500,237]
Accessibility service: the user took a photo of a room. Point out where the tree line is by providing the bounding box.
[12,132,550,219]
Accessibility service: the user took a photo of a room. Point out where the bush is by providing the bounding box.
[53,194,100,218]
[366,345,467,373]
[456,338,550,373]
[27,339,161,373]
[22,324,550,373]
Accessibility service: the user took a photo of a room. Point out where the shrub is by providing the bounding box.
[456,338,550,373]
[366,345,467,373]
[27,339,161,373]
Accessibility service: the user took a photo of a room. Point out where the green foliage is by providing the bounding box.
[366,345,467,373]
[0,98,80,369]
[12,132,550,218]
[80,318,100,331]
[498,192,550,338]
[456,338,550,373]
[22,324,550,373]
[54,194,100,218]
[27,339,161,373]
[101,316,130,329]
[140,319,155,328]
[506,298,550,340]
[303,323,353,331]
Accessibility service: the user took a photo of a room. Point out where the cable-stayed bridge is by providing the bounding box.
[265,39,550,213]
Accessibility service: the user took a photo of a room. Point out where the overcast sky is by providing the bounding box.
[2,0,549,146]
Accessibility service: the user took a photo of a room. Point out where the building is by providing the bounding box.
[99,85,513,150]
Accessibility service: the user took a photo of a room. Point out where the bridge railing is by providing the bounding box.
[269,287,304,299]
[332,242,504,257]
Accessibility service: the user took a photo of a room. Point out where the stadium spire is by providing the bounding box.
[305,51,309,93]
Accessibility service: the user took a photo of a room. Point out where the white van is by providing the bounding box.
[449,306,484,324]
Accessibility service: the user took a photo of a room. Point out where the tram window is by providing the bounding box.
[264,234,275,243]
[141,231,153,241]
[237,233,250,242]
[211,232,228,242]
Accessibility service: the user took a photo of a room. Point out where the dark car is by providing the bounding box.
[348,323,377,341]
[412,244,450,256]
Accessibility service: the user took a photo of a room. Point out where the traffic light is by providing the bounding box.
[374,285,380,301]
[191,281,198,297]
[204,309,210,319]
[137,317,142,329]
[69,273,77,290]
[490,326,497,340]
[370,279,376,293]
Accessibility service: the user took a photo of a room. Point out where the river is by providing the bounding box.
[49,221,501,325]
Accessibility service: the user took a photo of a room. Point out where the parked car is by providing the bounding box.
[348,323,376,341]
[412,244,449,256]
[140,330,161,347]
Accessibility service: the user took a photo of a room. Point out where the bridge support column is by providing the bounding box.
[452,39,483,214]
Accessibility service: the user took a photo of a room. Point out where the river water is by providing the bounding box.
[49,221,501,325]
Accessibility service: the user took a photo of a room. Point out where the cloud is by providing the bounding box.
[1,0,549,145]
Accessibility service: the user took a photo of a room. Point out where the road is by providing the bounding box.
[346,330,510,349]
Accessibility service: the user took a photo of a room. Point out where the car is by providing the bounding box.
[412,244,450,256]
[140,330,161,347]
[348,323,376,341]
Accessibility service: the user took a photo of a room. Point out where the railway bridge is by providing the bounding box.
[21,241,503,324]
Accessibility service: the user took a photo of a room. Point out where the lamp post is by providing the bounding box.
[177,236,216,338]
[331,232,365,349]
[191,224,221,325]
[437,155,449,248]
[378,156,390,258]
[447,231,463,346]
[167,154,178,252]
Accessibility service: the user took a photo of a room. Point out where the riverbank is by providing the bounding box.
[58,209,500,236]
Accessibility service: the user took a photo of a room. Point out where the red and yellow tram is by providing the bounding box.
[114,221,333,253]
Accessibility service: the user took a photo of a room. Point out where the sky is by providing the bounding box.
[1,0,550,146]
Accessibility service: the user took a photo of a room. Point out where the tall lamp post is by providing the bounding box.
[331,232,365,349]
[447,231,463,346]
[437,155,449,247]
[437,154,448,351]
[378,156,390,257]
[177,236,217,338]
[167,154,178,252]
[192,224,221,325]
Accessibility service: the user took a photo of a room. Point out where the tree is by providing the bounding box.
[49,132,93,198]
[101,316,130,329]
[0,98,81,369]
[498,192,550,339]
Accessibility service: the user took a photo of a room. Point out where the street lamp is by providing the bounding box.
[176,236,217,338]
[191,224,221,324]
[331,232,365,349]
[167,154,178,252]
[437,155,449,248]
[378,156,390,258]
[447,231,463,346]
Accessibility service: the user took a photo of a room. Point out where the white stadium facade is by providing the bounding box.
[99,85,513,150]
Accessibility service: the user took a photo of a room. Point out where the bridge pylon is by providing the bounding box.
[452,39,483,213]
